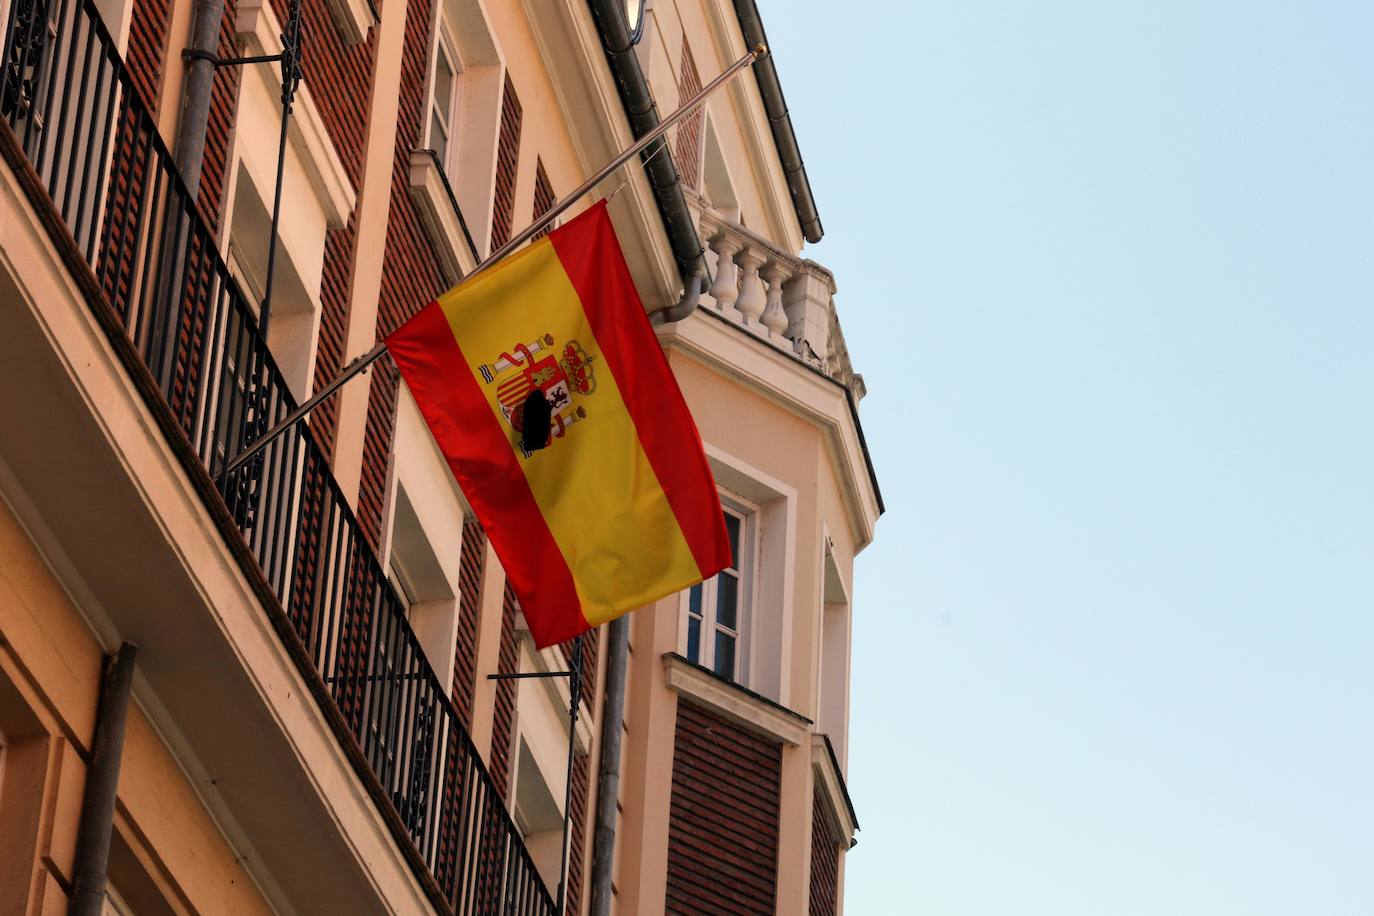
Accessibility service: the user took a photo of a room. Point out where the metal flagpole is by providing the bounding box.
[217,43,768,480]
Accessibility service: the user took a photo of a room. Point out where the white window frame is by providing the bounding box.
[425,17,464,177]
[679,492,758,684]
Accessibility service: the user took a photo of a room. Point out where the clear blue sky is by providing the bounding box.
[764,2,1374,913]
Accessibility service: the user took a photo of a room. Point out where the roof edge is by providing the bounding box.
[731,0,824,244]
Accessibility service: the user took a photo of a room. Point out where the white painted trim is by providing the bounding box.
[699,442,797,704]
[322,0,373,48]
[661,653,808,747]
[407,150,480,285]
[675,490,758,683]
[236,0,358,228]
[810,735,858,846]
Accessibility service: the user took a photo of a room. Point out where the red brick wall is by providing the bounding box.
[675,36,703,192]
[97,0,176,324]
[566,751,590,914]
[558,623,597,916]
[195,7,242,231]
[532,156,554,239]
[488,581,520,799]
[489,75,522,249]
[666,701,781,914]
[126,0,170,116]
[809,785,842,916]
[452,519,486,725]
[357,0,447,545]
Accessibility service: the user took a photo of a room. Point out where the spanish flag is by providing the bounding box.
[386,202,731,648]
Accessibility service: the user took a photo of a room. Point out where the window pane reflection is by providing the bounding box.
[713,631,735,678]
[717,573,737,630]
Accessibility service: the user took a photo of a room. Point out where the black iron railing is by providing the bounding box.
[0,0,553,911]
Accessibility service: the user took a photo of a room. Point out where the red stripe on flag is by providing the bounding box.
[386,302,588,648]
[549,203,731,579]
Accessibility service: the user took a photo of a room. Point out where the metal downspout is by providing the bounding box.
[588,616,629,916]
[69,643,138,916]
[172,0,225,190]
[650,270,703,327]
[586,0,705,283]
[730,0,824,243]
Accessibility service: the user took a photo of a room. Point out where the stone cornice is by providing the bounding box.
[811,734,859,847]
[662,653,810,747]
[407,149,480,285]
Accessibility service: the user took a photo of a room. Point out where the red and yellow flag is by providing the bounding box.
[386,202,730,648]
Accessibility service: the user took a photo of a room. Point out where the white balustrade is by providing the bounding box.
[692,207,856,391]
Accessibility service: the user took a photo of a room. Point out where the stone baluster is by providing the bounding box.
[760,260,792,336]
[708,233,741,316]
[735,246,767,326]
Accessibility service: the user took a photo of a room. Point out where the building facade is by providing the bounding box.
[0,0,879,911]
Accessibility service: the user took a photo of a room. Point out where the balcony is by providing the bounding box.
[0,0,553,911]
[692,202,866,403]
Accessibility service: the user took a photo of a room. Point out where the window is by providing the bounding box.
[427,26,462,174]
[683,498,755,682]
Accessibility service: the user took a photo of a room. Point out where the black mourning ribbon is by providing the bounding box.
[521,389,553,453]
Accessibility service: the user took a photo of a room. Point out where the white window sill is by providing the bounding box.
[236,0,358,227]
[661,652,810,747]
[407,149,480,285]
[328,0,375,47]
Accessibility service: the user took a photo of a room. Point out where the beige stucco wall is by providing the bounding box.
[0,497,274,915]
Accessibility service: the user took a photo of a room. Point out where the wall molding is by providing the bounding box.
[661,652,809,747]
[235,0,358,227]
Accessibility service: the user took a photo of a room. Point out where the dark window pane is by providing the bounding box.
[724,513,741,569]
[435,51,454,110]
[687,616,700,662]
[688,582,703,617]
[430,112,448,164]
[717,572,738,630]
[713,631,736,679]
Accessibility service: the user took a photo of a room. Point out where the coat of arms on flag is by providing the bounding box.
[480,335,597,456]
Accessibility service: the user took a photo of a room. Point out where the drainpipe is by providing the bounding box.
[69,643,138,916]
[730,0,824,243]
[173,0,226,191]
[649,270,703,327]
[586,0,704,283]
[587,616,629,916]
